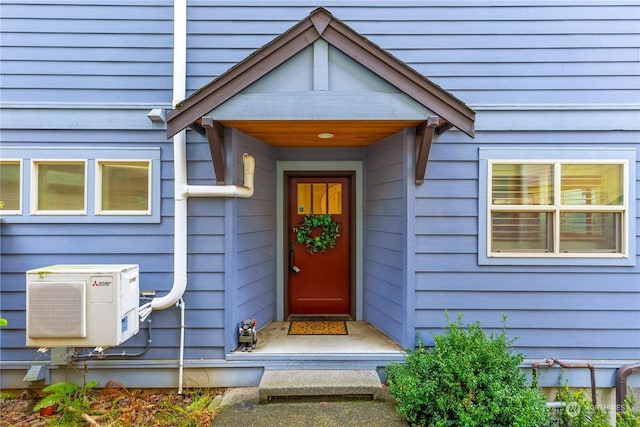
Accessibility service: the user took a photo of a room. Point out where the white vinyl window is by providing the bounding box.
[32,160,87,215]
[489,161,626,257]
[0,160,22,214]
[479,148,636,266]
[1,147,160,223]
[96,161,151,215]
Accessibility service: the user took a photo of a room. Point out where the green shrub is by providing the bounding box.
[386,314,550,427]
[554,385,610,427]
[617,386,640,427]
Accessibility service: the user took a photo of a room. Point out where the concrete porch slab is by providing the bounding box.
[237,321,404,354]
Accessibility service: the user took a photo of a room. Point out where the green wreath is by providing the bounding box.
[294,214,340,253]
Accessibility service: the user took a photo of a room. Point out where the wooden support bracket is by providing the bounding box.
[435,122,453,135]
[202,117,226,184]
[188,123,206,136]
[415,116,440,184]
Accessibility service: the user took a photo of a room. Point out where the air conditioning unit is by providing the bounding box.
[26,265,139,348]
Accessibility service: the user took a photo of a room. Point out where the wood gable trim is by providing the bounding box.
[166,16,323,137]
[166,7,475,138]
[319,17,475,138]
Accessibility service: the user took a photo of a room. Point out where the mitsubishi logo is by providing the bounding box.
[92,280,110,287]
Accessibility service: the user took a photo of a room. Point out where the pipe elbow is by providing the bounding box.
[616,363,640,408]
[242,152,255,176]
[241,153,255,195]
[150,277,188,311]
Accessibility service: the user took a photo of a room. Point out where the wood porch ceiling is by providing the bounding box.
[216,119,423,147]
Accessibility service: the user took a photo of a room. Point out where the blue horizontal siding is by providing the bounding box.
[415,254,640,274]
[439,130,640,145]
[2,47,172,62]
[1,0,638,379]
[417,291,640,311]
[0,254,223,276]
[2,235,176,254]
[415,134,639,358]
[181,2,639,104]
[416,272,640,292]
[178,141,227,359]
[364,132,408,345]
[0,271,224,293]
[0,1,173,103]
[415,309,639,331]
[416,216,477,235]
[1,2,172,19]
[0,126,229,362]
[227,130,277,352]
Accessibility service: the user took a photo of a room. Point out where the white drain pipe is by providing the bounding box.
[137,0,255,393]
[177,298,185,395]
[138,0,255,321]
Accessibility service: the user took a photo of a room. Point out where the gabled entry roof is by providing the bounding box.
[166,7,475,141]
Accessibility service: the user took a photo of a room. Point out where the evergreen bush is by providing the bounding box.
[386,314,550,427]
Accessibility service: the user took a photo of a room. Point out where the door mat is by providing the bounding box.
[288,321,348,335]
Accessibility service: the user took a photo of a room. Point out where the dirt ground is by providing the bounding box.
[0,382,225,426]
[0,390,43,427]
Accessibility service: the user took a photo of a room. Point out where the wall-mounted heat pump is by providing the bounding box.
[26,265,139,348]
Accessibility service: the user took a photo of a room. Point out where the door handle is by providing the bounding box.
[290,240,301,273]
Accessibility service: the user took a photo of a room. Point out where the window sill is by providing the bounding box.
[480,254,635,267]
[0,215,160,224]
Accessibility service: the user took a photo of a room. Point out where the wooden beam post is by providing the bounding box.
[202,117,226,184]
[415,116,440,184]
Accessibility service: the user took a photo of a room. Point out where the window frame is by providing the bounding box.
[479,148,636,267]
[95,160,152,216]
[31,159,88,216]
[0,146,161,224]
[0,159,23,215]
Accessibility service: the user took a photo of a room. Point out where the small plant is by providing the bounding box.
[386,314,550,427]
[34,380,98,424]
[151,388,221,426]
[554,385,610,427]
[617,386,640,427]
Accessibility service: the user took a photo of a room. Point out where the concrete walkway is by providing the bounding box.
[211,387,409,426]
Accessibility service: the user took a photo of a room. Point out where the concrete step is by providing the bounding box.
[258,369,383,403]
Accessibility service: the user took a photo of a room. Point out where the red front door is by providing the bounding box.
[287,176,351,316]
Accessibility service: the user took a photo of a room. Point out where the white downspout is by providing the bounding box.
[177,298,185,394]
[138,0,255,320]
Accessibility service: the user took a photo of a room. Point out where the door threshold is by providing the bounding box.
[287,315,352,321]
